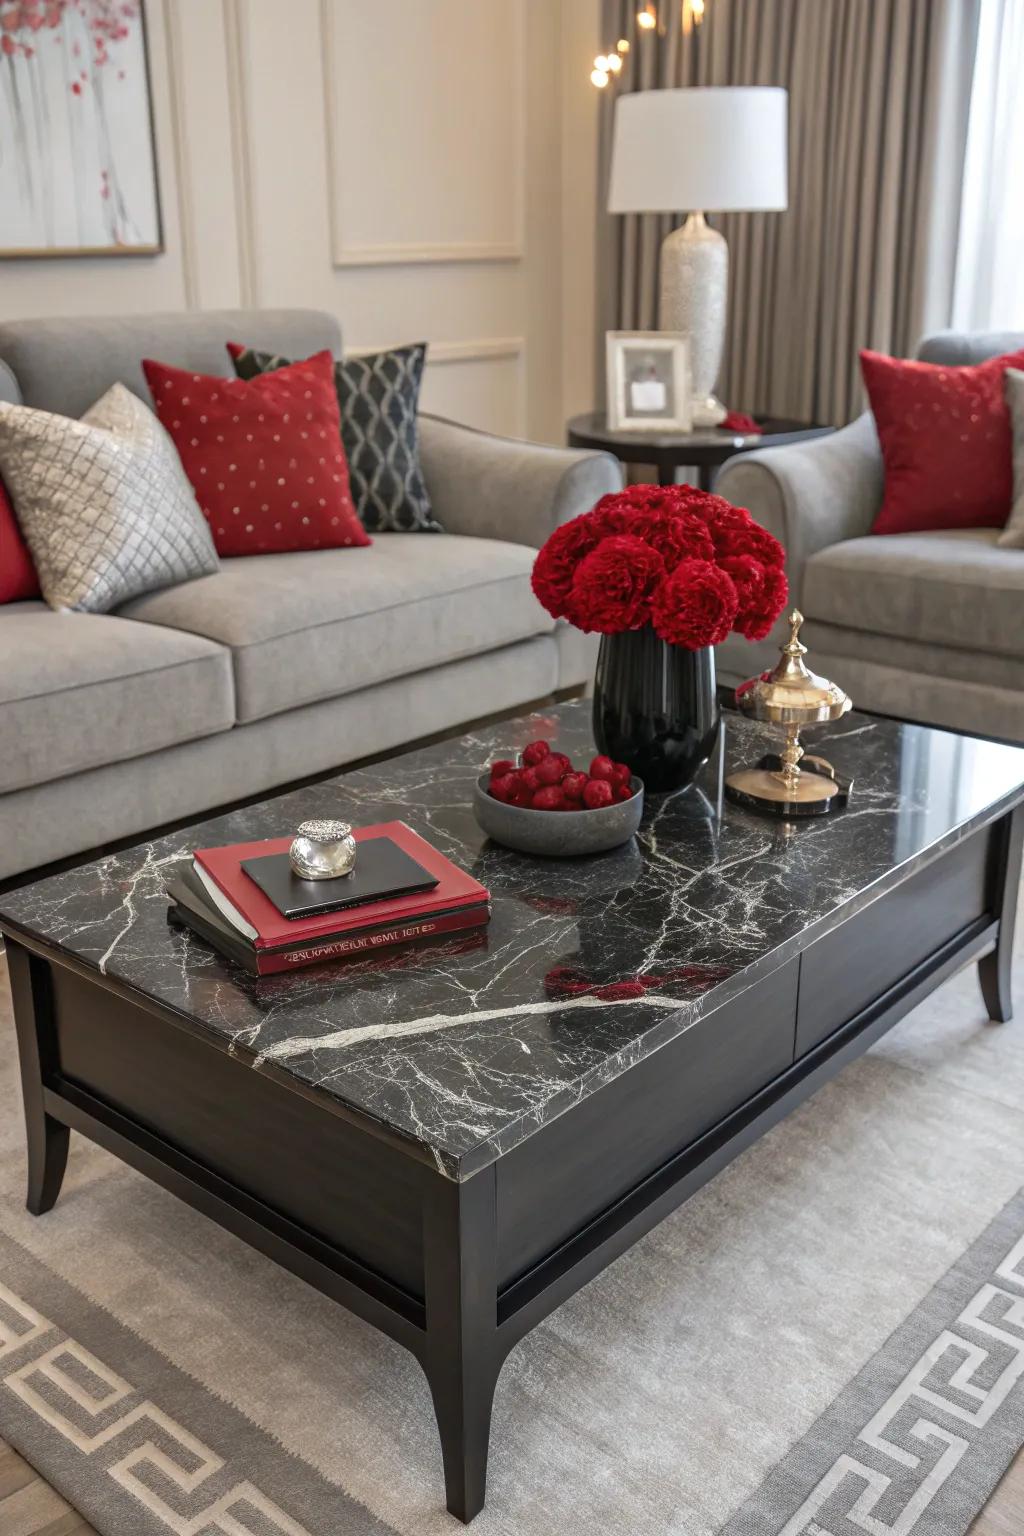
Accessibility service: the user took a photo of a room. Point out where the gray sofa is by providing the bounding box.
[0,310,619,882]
[715,329,1024,743]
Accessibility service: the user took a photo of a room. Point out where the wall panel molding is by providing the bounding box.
[222,0,259,306]
[349,338,525,365]
[161,0,198,309]
[322,0,526,269]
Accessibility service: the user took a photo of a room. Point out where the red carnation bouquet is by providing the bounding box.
[531,484,788,649]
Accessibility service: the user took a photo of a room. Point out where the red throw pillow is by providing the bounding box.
[0,476,40,603]
[862,346,1024,535]
[142,350,370,557]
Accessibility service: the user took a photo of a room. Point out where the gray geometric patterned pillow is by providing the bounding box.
[0,384,219,613]
[231,341,443,533]
[999,367,1024,549]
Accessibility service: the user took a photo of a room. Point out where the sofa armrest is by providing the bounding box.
[418,413,623,549]
[714,412,884,603]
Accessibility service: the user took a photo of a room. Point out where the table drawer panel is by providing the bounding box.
[495,958,798,1290]
[51,971,425,1299]
[795,830,990,1059]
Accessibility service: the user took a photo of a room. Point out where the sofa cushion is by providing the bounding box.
[231,341,441,534]
[118,533,555,724]
[0,385,219,613]
[802,529,1024,661]
[0,604,234,794]
[142,352,368,558]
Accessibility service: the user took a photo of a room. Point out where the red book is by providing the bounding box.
[194,822,489,951]
[245,909,490,975]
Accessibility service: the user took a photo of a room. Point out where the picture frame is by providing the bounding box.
[606,331,692,433]
[0,0,163,260]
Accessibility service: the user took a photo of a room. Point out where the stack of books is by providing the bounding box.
[166,820,490,975]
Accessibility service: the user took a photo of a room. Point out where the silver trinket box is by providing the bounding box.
[289,819,357,880]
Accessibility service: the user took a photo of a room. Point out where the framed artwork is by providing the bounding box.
[606,331,692,432]
[0,0,162,258]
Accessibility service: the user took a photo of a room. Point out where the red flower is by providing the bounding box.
[736,564,789,640]
[568,534,666,633]
[652,559,739,650]
[530,511,607,619]
[625,508,715,568]
[531,482,786,648]
[717,522,786,568]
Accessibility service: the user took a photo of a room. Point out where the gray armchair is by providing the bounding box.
[715,331,1024,743]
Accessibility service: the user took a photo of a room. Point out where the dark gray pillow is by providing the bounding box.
[231,341,442,533]
[1000,367,1024,549]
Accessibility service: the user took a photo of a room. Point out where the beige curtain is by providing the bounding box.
[596,0,980,424]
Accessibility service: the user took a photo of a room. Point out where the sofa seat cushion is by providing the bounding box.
[0,603,234,794]
[802,529,1024,661]
[118,533,555,724]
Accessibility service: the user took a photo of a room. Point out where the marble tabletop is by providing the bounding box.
[3,701,1024,1180]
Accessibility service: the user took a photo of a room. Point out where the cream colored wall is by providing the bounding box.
[0,0,600,445]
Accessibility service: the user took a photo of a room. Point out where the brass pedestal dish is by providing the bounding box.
[726,610,852,817]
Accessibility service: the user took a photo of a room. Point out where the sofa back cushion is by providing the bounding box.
[0,310,341,420]
[917,330,1024,368]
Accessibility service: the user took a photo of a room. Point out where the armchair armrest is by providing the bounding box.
[418,413,623,548]
[714,412,884,603]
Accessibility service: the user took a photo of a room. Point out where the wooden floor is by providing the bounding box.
[0,1439,96,1535]
[972,1447,1024,1534]
[0,1434,1020,1535]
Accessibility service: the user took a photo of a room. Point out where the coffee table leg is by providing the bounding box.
[979,806,1022,1024]
[422,1167,501,1523]
[6,942,70,1215]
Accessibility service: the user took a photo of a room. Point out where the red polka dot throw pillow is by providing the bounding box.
[861,346,1024,536]
[142,350,370,557]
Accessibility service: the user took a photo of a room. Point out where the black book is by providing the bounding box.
[241,833,438,921]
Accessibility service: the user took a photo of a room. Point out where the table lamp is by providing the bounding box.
[608,87,788,425]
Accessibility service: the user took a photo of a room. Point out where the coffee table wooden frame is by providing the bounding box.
[4,803,1020,1523]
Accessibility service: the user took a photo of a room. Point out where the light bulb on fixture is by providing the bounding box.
[594,54,609,69]
[617,37,630,52]
[607,52,623,72]
[691,0,706,22]
[637,6,657,28]
[590,67,610,87]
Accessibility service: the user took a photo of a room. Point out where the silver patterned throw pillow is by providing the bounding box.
[0,384,219,612]
[999,367,1024,549]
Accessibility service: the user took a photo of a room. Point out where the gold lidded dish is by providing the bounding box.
[726,610,852,816]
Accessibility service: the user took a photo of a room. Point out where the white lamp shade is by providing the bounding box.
[608,87,788,213]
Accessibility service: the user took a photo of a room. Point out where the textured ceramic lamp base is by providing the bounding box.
[659,212,728,427]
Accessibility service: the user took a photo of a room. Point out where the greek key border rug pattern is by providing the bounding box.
[721,1185,1024,1536]
[0,1227,399,1536]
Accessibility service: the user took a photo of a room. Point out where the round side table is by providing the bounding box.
[567,411,833,491]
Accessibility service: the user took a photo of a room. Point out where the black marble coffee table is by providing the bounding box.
[2,702,1022,1522]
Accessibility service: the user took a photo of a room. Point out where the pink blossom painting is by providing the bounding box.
[0,0,161,255]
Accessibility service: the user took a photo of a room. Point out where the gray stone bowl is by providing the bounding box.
[472,774,644,857]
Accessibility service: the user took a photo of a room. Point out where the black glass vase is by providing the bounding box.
[592,627,720,793]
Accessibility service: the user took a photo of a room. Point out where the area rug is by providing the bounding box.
[0,909,1022,1536]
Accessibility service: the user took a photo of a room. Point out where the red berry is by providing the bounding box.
[615,783,635,802]
[589,755,616,782]
[533,785,567,811]
[612,762,632,786]
[521,766,543,793]
[509,784,534,807]
[489,758,516,781]
[521,740,550,767]
[583,779,614,809]
[489,774,515,803]
[536,754,567,785]
[562,771,587,802]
